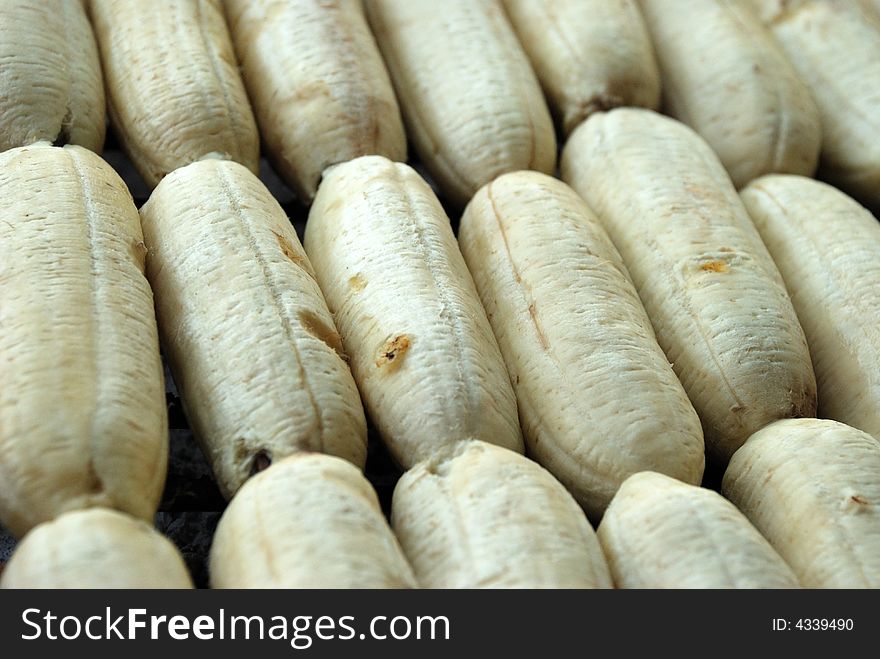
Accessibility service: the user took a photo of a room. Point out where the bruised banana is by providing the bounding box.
[304,156,523,468]
[140,159,367,499]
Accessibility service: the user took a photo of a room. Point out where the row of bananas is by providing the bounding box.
[0,0,878,588]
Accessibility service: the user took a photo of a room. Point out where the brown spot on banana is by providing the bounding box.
[701,260,730,273]
[249,450,272,476]
[375,334,411,371]
[348,273,367,291]
[298,309,346,360]
[841,489,870,514]
[274,230,305,266]
[527,303,550,351]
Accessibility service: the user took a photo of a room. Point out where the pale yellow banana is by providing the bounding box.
[392,441,612,588]
[1,509,193,589]
[598,471,800,588]
[723,418,880,588]
[639,0,821,188]
[304,156,523,468]
[561,109,817,464]
[89,0,259,188]
[503,0,660,136]
[754,0,880,208]
[210,454,417,588]
[224,0,406,203]
[365,0,555,207]
[741,175,880,441]
[0,0,105,152]
[0,143,167,538]
[459,171,704,518]
[140,159,368,500]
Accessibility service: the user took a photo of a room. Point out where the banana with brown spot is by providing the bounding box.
[304,155,523,468]
[723,418,880,588]
[140,159,367,500]
[562,108,817,464]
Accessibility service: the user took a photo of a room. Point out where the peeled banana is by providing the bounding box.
[1,509,193,589]
[639,0,821,188]
[210,453,417,588]
[140,159,368,500]
[0,0,105,152]
[741,175,880,441]
[723,418,880,588]
[503,0,660,136]
[0,143,167,538]
[365,0,555,207]
[598,471,800,588]
[562,109,817,464]
[89,0,259,187]
[392,441,613,588]
[754,0,880,208]
[304,156,523,468]
[459,171,704,518]
[224,0,406,203]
